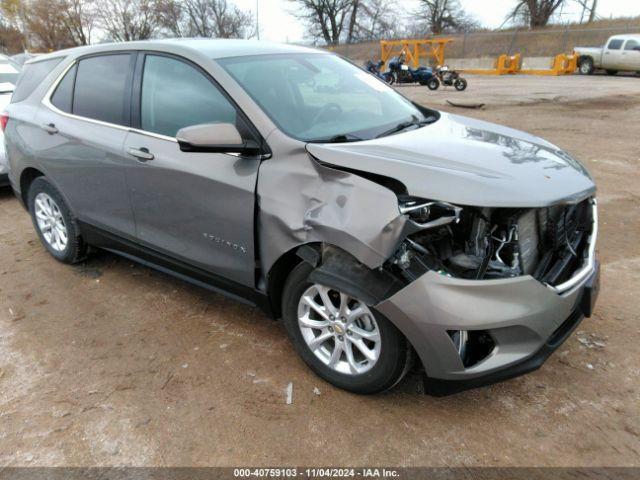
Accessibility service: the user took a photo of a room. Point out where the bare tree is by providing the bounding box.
[1,0,29,48]
[290,0,355,45]
[156,0,187,36]
[349,0,398,41]
[417,0,478,34]
[576,0,597,23]
[26,0,74,50]
[507,0,567,28]
[59,0,95,45]
[3,0,94,51]
[157,0,255,38]
[97,0,162,41]
[0,21,23,53]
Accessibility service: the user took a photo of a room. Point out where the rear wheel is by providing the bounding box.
[426,77,440,90]
[579,57,594,75]
[27,177,87,264]
[281,262,412,394]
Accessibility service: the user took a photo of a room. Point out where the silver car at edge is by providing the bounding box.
[0,54,21,186]
[3,40,599,395]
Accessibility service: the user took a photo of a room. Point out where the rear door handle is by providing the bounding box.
[128,147,154,162]
[41,123,58,135]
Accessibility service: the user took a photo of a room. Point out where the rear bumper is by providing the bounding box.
[376,260,600,395]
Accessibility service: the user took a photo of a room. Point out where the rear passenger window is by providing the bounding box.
[140,55,237,138]
[73,54,132,126]
[624,39,640,51]
[11,57,63,103]
[607,39,624,50]
[50,64,77,113]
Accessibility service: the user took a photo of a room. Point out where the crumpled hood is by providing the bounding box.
[306,112,595,207]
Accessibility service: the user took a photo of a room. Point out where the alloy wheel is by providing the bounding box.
[297,284,381,375]
[34,192,68,252]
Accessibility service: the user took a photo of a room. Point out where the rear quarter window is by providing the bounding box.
[624,39,640,51]
[11,57,64,103]
[50,64,77,113]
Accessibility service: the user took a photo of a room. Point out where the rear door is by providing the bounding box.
[36,53,136,236]
[603,38,625,69]
[621,39,640,71]
[123,53,261,287]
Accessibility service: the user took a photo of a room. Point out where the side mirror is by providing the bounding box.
[176,123,260,155]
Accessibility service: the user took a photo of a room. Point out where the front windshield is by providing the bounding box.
[218,53,434,142]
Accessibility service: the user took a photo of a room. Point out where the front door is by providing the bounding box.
[123,53,261,287]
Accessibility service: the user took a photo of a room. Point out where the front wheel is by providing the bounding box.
[579,57,594,75]
[426,77,440,90]
[454,78,468,91]
[281,262,412,394]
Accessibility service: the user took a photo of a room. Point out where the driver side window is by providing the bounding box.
[140,55,237,138]
[607,39,624,50]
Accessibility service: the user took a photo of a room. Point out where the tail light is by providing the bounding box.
[0,112,8,132]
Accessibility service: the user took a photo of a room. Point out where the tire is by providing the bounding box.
[426,78,440,90]
[606,70,618,76]
[281,262,412,394]
[579,57,594,75]
[454,78,467,91]
[27,176,87,264]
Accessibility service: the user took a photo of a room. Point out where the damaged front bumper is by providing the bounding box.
[376,258,600,396]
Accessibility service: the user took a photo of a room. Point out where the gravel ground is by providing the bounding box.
[0,74,639,467]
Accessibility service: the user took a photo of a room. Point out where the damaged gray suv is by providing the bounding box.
[3,40,599,395]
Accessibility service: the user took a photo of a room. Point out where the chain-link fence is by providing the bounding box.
[335,21,640,64]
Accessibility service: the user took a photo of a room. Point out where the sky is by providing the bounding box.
[232,0,640,43]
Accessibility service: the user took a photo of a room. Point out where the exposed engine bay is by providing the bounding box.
[390,196,595,288]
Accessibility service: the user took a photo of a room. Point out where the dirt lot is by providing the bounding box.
[0,74,639,467]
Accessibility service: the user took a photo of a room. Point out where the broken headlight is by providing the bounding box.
[398,197,462,229]
[391,197,593,284]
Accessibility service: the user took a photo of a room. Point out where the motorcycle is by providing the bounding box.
[384,55,440,90]
[434,65,468,91]
[364,60,387,82]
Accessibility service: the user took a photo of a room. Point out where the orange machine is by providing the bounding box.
[380,39,453,68]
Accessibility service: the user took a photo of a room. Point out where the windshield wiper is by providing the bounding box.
[376,116,432,139]
[309,133,364,143]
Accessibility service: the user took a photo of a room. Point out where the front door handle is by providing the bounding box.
[128,147,154,162]
[41,123,58,135]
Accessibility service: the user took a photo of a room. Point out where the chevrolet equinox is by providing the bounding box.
[2,40,600,395]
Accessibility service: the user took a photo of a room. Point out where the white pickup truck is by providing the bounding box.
[575,34,640,75]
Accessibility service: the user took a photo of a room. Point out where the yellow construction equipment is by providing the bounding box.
[461,54,521,75]
[380,39,453,68]
[520,53,578,75]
